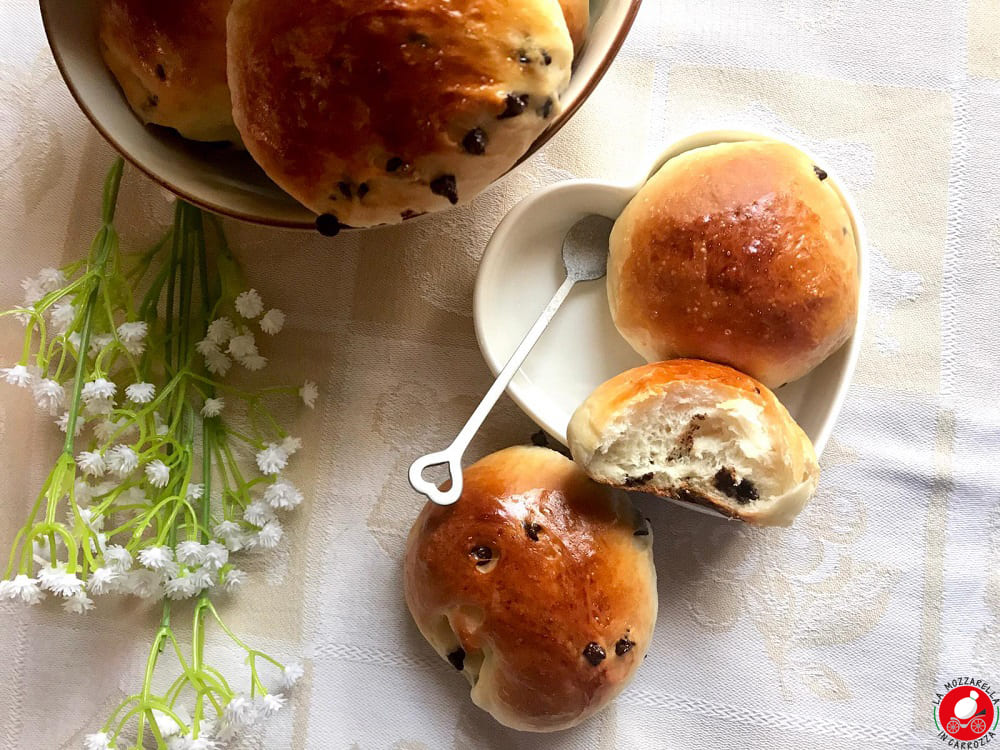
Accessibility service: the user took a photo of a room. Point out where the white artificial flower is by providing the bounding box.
[63,590,95,614]
[256,520,283,549]
[103,545,133,572]
[299,380,318,409]
[36,267,66,292]
[55,411,84,437]
[227,332,257,359]
[105,445,139,477]
[176,541,208,566]
[222,568,246,592]
[38,564,84,597]
[84,731,112,750]
[186,483,204,500]
[87,567,121,595]
[145,459,171,488]
[165,575,198,600]
[202,541,229,571]
[20,276,44,305]
[138,546,177,573]
[263,479,303,510]
[82,378,117,403]
[223,693,257,726]
[195,338,219,357]
[1,364,33,387]
[126,382,155,403]
[200,398,224,418]
[188,738,220,750]
[259,309,285,335]
[279,662,305,689]
[167,735,193,750]
[188,567,215,592]
[281,435,302,456]
[206,317,236,345]
[213,521,244,551]
[49,301,76,334]
[116,321,148,343]
[32,378,65,413]
[257,693,286,716]
[238,353,267,371]
[204,349,231,376]
[123,338,146,356]
[243,500,275,526]
[93,419,119,443]
[255,443,288,475]
[89,334,113,358]
[84,397,115,416]
[76,451,107,478]
[235,289,264,319]
[76,507,104,532]
[120,569,163,599]
[0,575,44,605]
[152,709,184,738]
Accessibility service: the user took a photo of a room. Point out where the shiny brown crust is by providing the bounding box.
[404,446,656,731]
[227,0,573,226]
[567,359,819,525]
[97,0,238,143]
[608,140,859,388]
[559,0,590,52]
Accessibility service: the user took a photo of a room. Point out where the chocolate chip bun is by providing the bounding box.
[226,0,574,228]
[608,140,859,388]
[568,360,820,526]
[404,446,657,732]
[559,0,589,52]
[98,0,239,143]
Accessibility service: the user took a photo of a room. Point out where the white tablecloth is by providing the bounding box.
[2,0,999,747]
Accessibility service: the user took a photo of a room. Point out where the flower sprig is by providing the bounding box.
[0,159,317,749]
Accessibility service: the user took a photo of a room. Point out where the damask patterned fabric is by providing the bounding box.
[1,0,999,748]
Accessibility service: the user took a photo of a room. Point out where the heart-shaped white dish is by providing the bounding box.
[474,130,868,515]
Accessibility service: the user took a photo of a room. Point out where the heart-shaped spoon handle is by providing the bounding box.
[408,274,578,505]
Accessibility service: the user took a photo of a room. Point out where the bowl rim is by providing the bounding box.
[472,128,869,460]
[39,0,643,231]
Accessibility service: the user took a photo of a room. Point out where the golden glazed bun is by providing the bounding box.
[98,0,239,143]
[567,360,819,526]
[404,446,657,732]
[227,0,574,228]
[608,140,859,388]
[558,0,589,52]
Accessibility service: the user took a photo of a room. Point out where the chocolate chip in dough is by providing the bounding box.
[498,93,530,119]
[145,94,159,108]
[447,648,466,671]
[430,175,459,205]
[462,128,488,155]
[386,157,404,173]
[338,181,352,199]
[582,642,606,666]
[615,637,635,656]
[357,182,369,199]
[470,545,493,566]
[735,478,759,504]
[538,97,554,119]
[315,213,341,236]
[542,50,552,65]
[813,165,828,181]
[624,472,654,488]
[523,521,542,541]
[517,50,530,64]
[155,63,166,81]
[713,467,738,497]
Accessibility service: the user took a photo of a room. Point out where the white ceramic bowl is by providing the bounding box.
[474,130,869,467]
[39,0,642,229]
